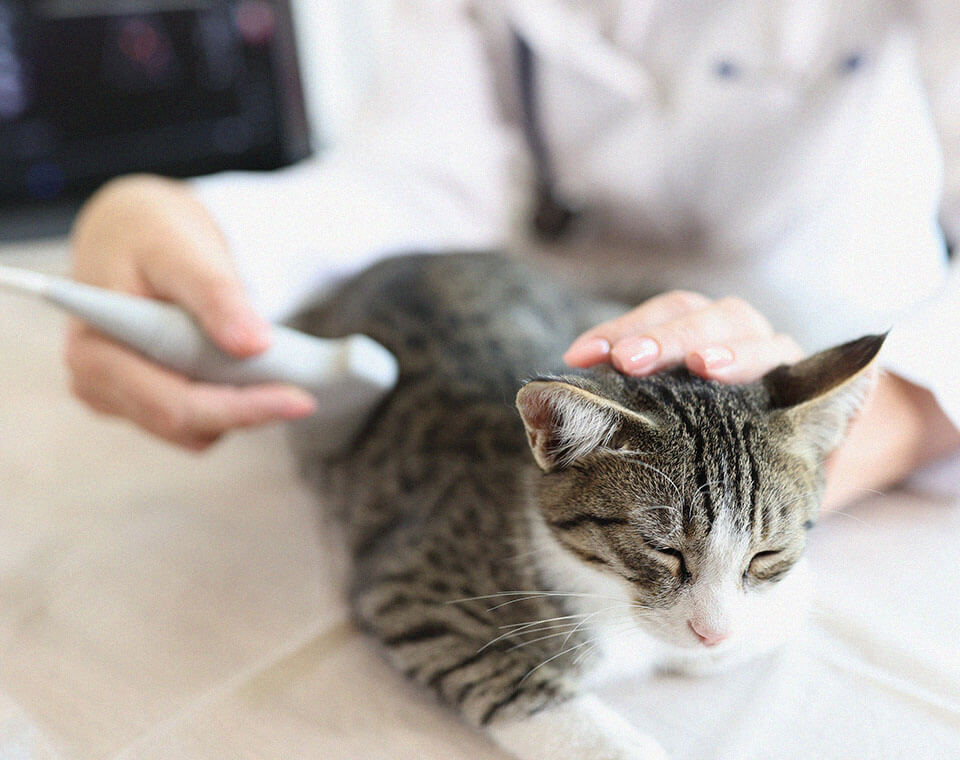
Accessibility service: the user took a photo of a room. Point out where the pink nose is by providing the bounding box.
[688,620,730,647]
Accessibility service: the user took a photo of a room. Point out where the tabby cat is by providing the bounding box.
[290,252,882,760]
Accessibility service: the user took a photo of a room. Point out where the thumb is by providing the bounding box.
[142,249,272,359]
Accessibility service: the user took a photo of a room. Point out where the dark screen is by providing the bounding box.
[0,0,310,206]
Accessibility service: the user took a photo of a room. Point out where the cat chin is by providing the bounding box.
[653,641,788,678]
[588,602,808,685]
[580,611,804,688]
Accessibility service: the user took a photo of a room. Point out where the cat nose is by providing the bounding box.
[688,620,730,647]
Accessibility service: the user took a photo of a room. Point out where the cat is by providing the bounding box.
[289,251,882,760]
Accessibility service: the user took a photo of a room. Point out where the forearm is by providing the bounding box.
[822,372,960,511]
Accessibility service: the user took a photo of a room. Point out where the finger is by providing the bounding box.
[685,334,805,384]
[79,379,223,451]
[75,360,223,451]
[177,382,318,436]
[609,296,774,376]
[67,327,315,446]
[140,249,272,359]
[564,290,712,367]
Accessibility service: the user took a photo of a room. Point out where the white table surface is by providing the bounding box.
[1,238,958,759]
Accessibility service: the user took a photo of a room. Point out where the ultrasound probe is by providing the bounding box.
[0,264,399,451]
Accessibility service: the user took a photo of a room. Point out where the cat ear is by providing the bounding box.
[516,380,658,472]
[762,333,886,456]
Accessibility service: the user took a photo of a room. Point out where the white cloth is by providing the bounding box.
[0,244,957,758]
[602,458,960,759]
[193,0,960,429]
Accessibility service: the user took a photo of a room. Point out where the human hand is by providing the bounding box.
[564,290,803,383]
[65,174,315,450]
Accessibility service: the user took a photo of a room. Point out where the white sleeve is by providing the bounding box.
[882,258,960,430]
[912,0,960,246]
[192,0,515,322]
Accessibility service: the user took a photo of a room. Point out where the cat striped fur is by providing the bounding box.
[289,252,882,759]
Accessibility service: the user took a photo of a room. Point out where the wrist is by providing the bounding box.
[822,372,960,510]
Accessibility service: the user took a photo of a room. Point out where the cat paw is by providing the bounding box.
[488,694,670,760]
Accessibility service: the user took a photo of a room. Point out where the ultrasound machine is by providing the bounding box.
[0,0,310,239]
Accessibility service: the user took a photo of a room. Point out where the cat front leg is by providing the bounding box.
[354,578,668,759]
[487,694,670,760]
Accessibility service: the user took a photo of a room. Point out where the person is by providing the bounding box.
[65,0,960,509]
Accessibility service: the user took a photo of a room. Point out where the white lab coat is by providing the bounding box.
[194,0,960,428]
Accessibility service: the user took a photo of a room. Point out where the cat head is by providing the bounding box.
[515,334,883,654]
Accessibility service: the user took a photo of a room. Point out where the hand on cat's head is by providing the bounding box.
[517,335,885,653]
[526,333,884,475]
[564,290,804,384]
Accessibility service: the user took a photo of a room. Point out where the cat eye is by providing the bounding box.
[745,549,786,581]
[749,549,782,565]
[652,546,688,578]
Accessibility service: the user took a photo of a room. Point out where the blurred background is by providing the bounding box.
[0,0,381,239]
[1,3,959,759]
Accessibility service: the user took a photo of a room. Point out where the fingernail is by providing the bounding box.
[692,346,735,372]
[242,314,272,346]
[564,336,611,366]
[278,392,316,419]
[227,313,271,351]
[618,337,660,372]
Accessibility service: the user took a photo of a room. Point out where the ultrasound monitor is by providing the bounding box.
[0,0,311,238]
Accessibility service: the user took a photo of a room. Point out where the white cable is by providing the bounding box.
[0,264,51,297]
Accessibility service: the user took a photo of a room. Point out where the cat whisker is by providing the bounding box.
[486,593,615,612]
[560,608,605,648]
[478,621,588,654]
[499,612,595,630]
[557,603,639,650]
[481,602,638,654]
[573,642,598,667]
[499,612,608,629]
[445,591,556,605]
[612,451,685,502]
[507,621,586,635]
[571,636,618,667]
[500,603,638,634]
[626,459,685,503]
[519,614,643,682]
[518,639,595,684]
[693,478,725,500]
[773,485,823,505]
[448,590,622,604]
[643,504,681,516]
[488,596,555,611]
[445,591,636,618]
[572,621,640,666]
[825,508,868,526]
[507,628,593,652]
[769,493,810,510]
[606,448,654,457]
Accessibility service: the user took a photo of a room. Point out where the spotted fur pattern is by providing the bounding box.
[289,252,881,758]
